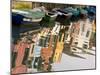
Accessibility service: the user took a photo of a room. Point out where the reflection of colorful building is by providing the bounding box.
[41,34,53,71]
[28,43,34,60]
[27,33,43,70]
[12,40,29,74]
[89,20,96,48]
[53,33,64,63]
[66,19,93,52]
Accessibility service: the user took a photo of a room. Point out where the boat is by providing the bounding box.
[12,7,45,22]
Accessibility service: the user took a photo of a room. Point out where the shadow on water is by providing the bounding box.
[12,22,41,41]
[63,43,86,59]
[12,25,20,41]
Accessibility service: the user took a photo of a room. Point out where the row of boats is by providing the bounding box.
[12,6,96,25]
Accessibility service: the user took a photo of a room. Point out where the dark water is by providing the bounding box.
[12,22,41,41]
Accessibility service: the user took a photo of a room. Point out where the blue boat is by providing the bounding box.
[64,7,80,16]
[85,6,96,21]
[12,9,45,22]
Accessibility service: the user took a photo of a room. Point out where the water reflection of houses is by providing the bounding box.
[12,1,96,74]
[89,20,96,48]
[68,19,93,52]
[65,8,96,52]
